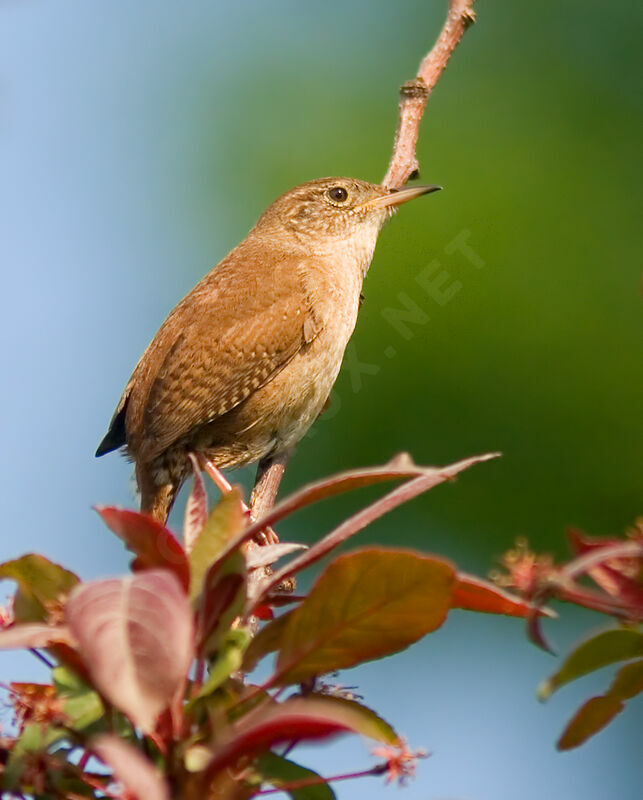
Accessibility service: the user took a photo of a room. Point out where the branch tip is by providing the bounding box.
[383,0,477,189]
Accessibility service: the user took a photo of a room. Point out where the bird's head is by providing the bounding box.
[255,177,441,261]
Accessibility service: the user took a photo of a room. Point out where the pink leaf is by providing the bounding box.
[95,506,190,593]
[66,570,194,732]
[184,455,208,553]
[0,623,75,650]
[245,543,308,570]
[93,734,170,800]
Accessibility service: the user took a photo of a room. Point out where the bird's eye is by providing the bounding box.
[327,186,349,204]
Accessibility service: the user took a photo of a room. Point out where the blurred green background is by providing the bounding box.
[1,1,641,798]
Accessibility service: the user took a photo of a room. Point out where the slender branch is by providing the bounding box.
[249,454,290,543]
[201,456,278,545]
[253,764,387,796]
[561,541,643,582]
[556,583,642,619]
[382,0,476,189]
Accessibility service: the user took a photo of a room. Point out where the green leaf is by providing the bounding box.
[256,752,336,800]
[51,775,96,797]
[303,694,399,745]
[2,723,64,790]
[0,554,79,622]
[273,548,454,685]
[189,488,245,603]
[52,665,86,692]
[538,628,643,700]
[610,658,643,700]
[64,690,105,731]
[53,666,105,731]
[195,628,252,699]
[243,611,294,673]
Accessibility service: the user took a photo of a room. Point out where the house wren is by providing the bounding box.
[96,177,439,521]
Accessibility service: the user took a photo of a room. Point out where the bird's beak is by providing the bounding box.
[360,184,442,211]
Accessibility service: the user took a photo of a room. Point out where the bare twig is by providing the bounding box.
[200,456,279,545]
[250,454,290,525]
[253,764,388,795]
[382,0,476,189]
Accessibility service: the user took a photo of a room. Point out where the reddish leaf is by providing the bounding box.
[95,506,190,593]
[254,605,274,621]
[272,548,454,685]
[557,695,624,750]
[567,528,643,608]
[452,573,555,619]
[0,623,74,650]
[527,609,556,655]
[0,554,79,623]
[219,453,499,575]
[201,697,388,783]
[66,570,194,732]
[556,659,643,750]
[93,734,170,800]
[184,454,208,553]
[197,555,247,655]
[249,456,492,611]
[9,683,65,732]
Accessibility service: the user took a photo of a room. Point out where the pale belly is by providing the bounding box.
[194,322,351,469]
[148,261,363,483]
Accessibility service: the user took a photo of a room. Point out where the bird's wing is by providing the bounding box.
[129,253,322,462]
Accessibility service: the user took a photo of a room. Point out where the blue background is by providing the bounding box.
[1,2,641,798]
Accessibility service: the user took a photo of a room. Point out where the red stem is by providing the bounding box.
[556,583,642,618]
[561,541,643,581]
[245,455,497,614]
[252,764,387,795]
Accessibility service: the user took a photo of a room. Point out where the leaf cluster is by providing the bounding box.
[0,454,639,798]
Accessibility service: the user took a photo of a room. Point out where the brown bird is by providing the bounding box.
[96,177,439,522]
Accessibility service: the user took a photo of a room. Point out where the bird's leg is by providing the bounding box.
[200,458,235,495]
[199,456,277,546]
[249,453,290,544]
